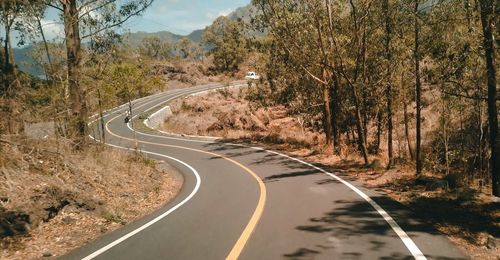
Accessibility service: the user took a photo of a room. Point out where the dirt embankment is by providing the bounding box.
[164,88,326,150]
[161,88,499,260]
[0,137,182,259]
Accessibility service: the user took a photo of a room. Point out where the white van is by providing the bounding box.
[245,71,261,80]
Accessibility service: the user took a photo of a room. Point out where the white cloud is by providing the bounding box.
[206,8,234,20]
[218,8,234,17]
[40,19,64,41]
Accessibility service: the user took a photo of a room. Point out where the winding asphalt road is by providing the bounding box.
[64,82,468,260]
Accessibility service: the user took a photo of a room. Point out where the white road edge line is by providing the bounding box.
[80,84,232,259]
[125,87,428,260]
[83,136,201,260]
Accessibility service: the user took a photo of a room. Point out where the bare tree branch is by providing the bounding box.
[78,0,115,19]
[46,1,63,11]
[81,0,153,39]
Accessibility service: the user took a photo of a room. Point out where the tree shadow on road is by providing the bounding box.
[284,196,468,260]
[203,141,491,259]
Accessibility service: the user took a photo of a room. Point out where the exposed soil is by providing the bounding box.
[161,88,499,260]
[0,137,183,259]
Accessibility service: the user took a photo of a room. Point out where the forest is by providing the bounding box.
[245,0,498,196]
[3,0,496,194]
[0,0,498,258]
[0,0,498,202]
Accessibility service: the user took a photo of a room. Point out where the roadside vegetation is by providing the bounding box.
[0,0,498,259]
[162,0,497,258]
[0,138,182,259]
[163,88,498,259]
[0,0,189,258]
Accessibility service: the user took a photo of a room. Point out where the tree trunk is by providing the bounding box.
[35,14,55,80]
[441,93,450,176]
[403,85,414,160]
[2,13,23,135]
[62,0,88,148]
[322,81,334,150]
[362,87,368,148]
[313,13,335,152]
[384,0,394,169]
[330,74,341,155]
[97,89,106,143]
[2,13,13,94]
[414,0,423,176]
[478,97,484,174]
[351,82,370,165]
[376,108,382,151]
[479,0,499,196]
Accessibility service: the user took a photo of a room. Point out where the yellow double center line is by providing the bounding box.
[104,109,266,260]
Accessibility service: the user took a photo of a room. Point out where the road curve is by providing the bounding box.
[64,82,468,260]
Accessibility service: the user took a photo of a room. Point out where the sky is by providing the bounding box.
[128,0,251,35]
[53,0,249,41]
[3,0,251,46]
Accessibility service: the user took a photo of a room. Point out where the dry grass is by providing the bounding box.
[164,88,326,150]
[161,89,499,260]
[0,137,182,259]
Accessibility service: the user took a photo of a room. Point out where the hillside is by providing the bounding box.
[122,3,256,47]
[122,30,203,47]
[13,46,44,78]
[228,4,259,23]
[13,3,257,77]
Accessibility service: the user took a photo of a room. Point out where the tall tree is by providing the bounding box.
[176,37,200,60]
[0,0,27,134]
[478,0,499,196]
[383,0,394,169]
[45,0,153,148]
[414,0,423,176]
[203,16,248,72]
[140,36,171,60]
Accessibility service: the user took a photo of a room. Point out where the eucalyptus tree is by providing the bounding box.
[0,0,23,79]
[43,0,153,148]
[253,0,375,164]
[478,0,499,196]
[203,16,248,72]
[140,36,172,60]
[176,37,200,60]
[0,0,32,134]
[253,0,337,154]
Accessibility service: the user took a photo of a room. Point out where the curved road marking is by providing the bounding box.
[104,113,267,260]
[82,139,202,260]
[124,89,428,260]
[90,85,426,260]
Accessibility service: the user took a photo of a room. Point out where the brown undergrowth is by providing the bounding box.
[161,88,498,259]
[0,137,182,259]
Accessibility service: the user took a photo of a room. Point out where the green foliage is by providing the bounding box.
[139,36,172,60]
[103,61,163,104]
[175,37,201,60]
[251,0,497,185]
[202,16,249,72]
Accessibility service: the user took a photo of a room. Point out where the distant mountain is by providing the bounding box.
[228,4,260,24]
[123,3,257,47]
[122,28,206,49]
[13,46,44,78]
[123,31,184,47]
[13,3,258,76]
[186,29,204,43]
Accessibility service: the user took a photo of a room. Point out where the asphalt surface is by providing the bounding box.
[64,82,468,260]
